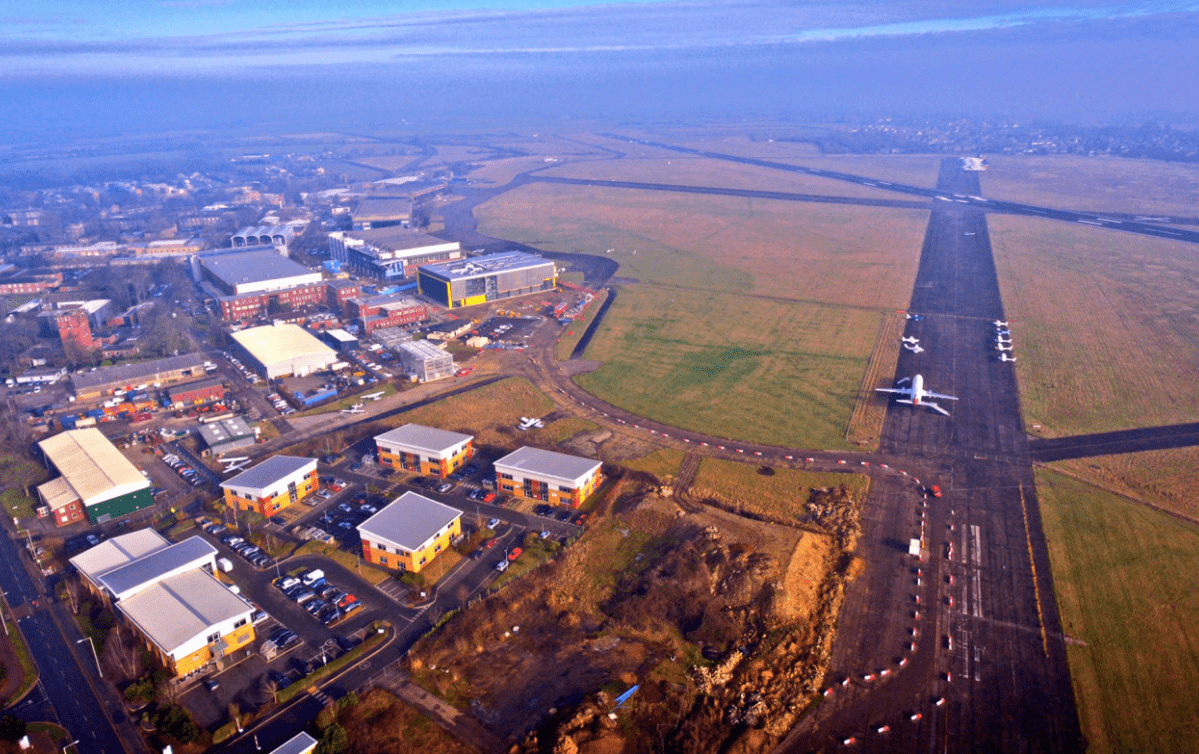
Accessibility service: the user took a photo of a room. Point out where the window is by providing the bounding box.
[419,557,427,565]
[500,473,514,480]
[233,618,247,629]
[379,556,388,566]
[434,544,441,553]
[559,485,572,492]
[206,631,221,644]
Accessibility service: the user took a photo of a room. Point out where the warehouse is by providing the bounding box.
[197,416,257,457]
[320,328,358,352]
[231,323,339,379]
[397,340,454,382]
[357,491,462,574]
[328,228,462,281]
[71,353,207,401]
[198,249,322,296]
[374,424,473,478]
[70,530,255,678]
[221,455,319,517]
[167,377,225,407]
[417,252,557,309]
[493,446,603,507]
[36,427,153,525]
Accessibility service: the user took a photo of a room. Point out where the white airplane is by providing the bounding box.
[518,416,545,430]
[993,320,1009,327]
[901,336,920,345]
[340,403,365,415]
[999,353,1018,362]
[361,391,385,401]
[995,329,1011,337]
[995,343,1013,352]
[877,374,958,416]
[223,460,250,473]
[220,456,249,465]
[996,334,1012,343]
[903,343,925,354]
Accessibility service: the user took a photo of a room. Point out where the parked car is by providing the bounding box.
[487,518,500,530]
[334,635,359,653]
[508,547,523,561]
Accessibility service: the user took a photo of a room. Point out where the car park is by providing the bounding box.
[338,522,353,530]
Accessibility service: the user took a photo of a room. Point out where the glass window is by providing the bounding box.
[206,631,221,644]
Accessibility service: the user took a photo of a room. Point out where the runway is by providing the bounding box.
[613,136,1199,246]
[777,160,1082,753]
[1028,421,1199,461]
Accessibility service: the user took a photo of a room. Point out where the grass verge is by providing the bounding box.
[1037,467,1199,754]
[619,449,685,480]
[3,621,38,707]
[293,542,391,587]
[692,459,870,525]
[845,311,906,450]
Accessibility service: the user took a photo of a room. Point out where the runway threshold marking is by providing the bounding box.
[1019,484,1051,657]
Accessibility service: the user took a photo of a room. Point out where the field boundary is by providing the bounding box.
[845,311,906,449]
[1035,461,1199,528]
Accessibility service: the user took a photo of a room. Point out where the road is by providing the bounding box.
[0,531,144,753]
[1028,421,1199,461]
[776,160,1082,752]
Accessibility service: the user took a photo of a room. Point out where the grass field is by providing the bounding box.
[620,448,685,480]
[1037,468,1199,754]
[990,215,1199,437]
[477,184,927,449]
[1049,447,1199,521]
[983,155,1199,217]
[692,458,870,524]
[387,377,554,448]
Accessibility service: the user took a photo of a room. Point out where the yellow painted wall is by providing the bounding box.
[363,517,461,574]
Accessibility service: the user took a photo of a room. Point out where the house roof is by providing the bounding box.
[37,476,79,512]
[117,569,253,658]
[357,492,462,553]
[494,446,602,486]
[221,455,316,493]
[38,428,150,506]
[374,424,473,455]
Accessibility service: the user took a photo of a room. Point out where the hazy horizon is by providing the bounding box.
[2,0,1198,143]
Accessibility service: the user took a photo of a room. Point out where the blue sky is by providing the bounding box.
[1,1,1197,138]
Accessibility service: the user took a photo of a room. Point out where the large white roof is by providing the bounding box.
[231,323,336,368]
[357,491,462,554]
[70,529,171,585]
[117,569,253,658]
[38,428,150,506]
[494,446,602,486]
[374,424,473,455]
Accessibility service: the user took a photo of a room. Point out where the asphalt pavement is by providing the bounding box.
[1028,421,1199,461]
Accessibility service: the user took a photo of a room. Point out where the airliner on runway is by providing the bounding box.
[903,343,925,354]
[876,374,959,416]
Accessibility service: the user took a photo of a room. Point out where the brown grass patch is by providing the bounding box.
[776,533,837,622]
[692,458,870,525]
[619,449,685,481]
[845,310,906,449]
[384,377,554,448]
[1048,447,1199,521]
[991,215,1199,436]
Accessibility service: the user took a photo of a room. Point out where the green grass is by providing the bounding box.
[535,417,599,443]
[3,621,38,707]
[620,449,685,480]
[299,383,397,417]
[576,286,879,449]
[1037,468,1199,754]
[0,489,35,520]
[693,459,870,524]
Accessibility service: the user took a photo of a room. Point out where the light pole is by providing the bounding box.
[77,637,102,677]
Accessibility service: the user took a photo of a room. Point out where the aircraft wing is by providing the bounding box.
[875,387,912,396]
[924,391,959,401]
[925,402,952,416]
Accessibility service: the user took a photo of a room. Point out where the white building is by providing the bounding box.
[397,340,454,382]
[231,323,339,379]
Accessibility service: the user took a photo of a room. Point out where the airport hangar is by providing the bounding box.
[36,427,154,526]
[328,227,462,281]
[417,251,558,309]
[230,323,339,379]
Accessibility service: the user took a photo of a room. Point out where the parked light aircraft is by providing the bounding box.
[995,343,1013,352]
[993,320,1009,327]
[996,336,1012,344]
[519,416,545,430]
[341,403,365,415]
[995,329,1011,337]
[876,374,959,416]
[903,343,925,354]
[221,457,251,473]
[901,336,920,345]
[361,391,385,401]
[999,354,1018,362]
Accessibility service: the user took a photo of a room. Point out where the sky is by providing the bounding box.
[2,0,1198,140]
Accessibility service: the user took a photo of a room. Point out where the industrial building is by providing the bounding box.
[36,428,154,526]
[230,223,303,248]
[493,446,603,507]
[37,299,111,351]
[417,252,557,309]
[348,292,428,333]
[396,340,454,382]
[374,424,474,478]
[197,416,257,457]
[231,323,339,379]
[357,491,462,574]
[71,353,208,401]
[167,377,225,407]
[199,249,322,296]
[328,228,461,281]
[70,530,255,678]
[320,328,358,352]
[221,455,319,517]
[371,326,412,351]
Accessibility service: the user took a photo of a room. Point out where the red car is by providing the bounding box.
[929,485,942,498]
[456,367,474,377]
[508,547,523,561]
[482,492,497,504]
[483,538,498,549]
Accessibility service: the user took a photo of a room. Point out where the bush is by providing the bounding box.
[124,677,155,704]
[0,715,25,741]
[154,704,199,744]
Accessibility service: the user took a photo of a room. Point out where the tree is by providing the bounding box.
[0,714,26,741]
[314,723,348,754]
